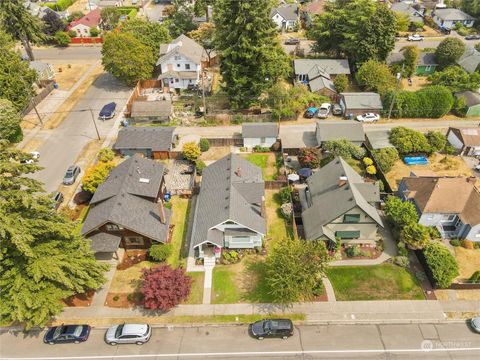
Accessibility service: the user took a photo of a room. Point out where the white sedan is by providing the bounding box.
[407,34,424,41]
[356,113,380,122]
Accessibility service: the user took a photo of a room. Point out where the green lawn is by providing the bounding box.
[167,196,190,268]
[185,272,204,304]
[327,264,425,301]
[241,153,278,181]
[265,190,294,246]
[211,266,241,304]
[74,205,90,234]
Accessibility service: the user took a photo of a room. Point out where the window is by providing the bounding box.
[335,231,360,239]
[261,137,266,143]
[125,237,144,246]
[425,65,431,71]
[185,64,190,70]
[344,214,360,223]
[177,64,180,67]
[175,78,179,83]
[174,55,181,60]
[231,236,252,243]
[443,214,456,221]
[106,224,121,231]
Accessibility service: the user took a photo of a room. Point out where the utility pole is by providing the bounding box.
[387,64,404,120]
[88,108,101,140]
[32,103,43,127]
[201,70,207,118]
[21,76,43,126]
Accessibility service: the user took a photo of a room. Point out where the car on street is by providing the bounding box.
[474,164,480,171]
[21,151,40,164]
[63,165,81,185]
[470,316,480,333]
[317,103,331,119]
[44,324,91,345]
[105,323,152,345]
[99,102,117,120]
[407,34,424,41]
[465,34,480,40]
[332,104,343,116]
[284,38,300,45]
[51,191,64,210]
[356,113,380,122]
[304,107,318,118]
[249,319,294,340]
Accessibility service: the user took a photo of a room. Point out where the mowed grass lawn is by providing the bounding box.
[327,264,425,301]
[241,153,277,180]
[211,266,241,304]
[184,272,204,305]
[167,196,190,268]
[265,189,294,246]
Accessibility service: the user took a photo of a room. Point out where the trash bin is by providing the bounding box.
[53,83,59,89]
[347,113,353,120]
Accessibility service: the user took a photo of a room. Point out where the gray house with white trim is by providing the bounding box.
[242,122,278,149]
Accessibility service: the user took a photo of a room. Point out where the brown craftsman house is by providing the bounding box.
[81,155,172,259]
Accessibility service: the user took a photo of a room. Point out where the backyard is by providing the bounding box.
[327,264,425,301]
[241,153,279,181]
[167,196,190,267]
[454,247,480,282]
[265,189,294,246]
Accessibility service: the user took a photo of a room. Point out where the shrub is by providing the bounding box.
[195,159,206,175]
[222,250,239,264]
[333,74,348,93]
[345,246,362,258]
[435,37,465,66]
[444,144,456,155]
[423,242,459,288]
[113,295,120,301]
[279,186,291,204]
[298,147,321,168]
[400,223,430,250]
[389,127,431,155]
[393,256,409,268]
[449,239,461,247]
[182,142,201,161]
[199,138,210,152]
[426,131,447,153]
[68,30,77,38]
[82,162,115,194]
[149,244,172,262]
[323,139,364,160]
[90,28,100,37]
[54,31,71,47]
[363,157,373,166]
[398,242,408,257]
[461,239,474,249]
[97,148,115,162]
[253,145,270,152]
[372,147,399,173]
[384,196,419,228]
[366,165,377,175]
[470,271,480,283]
[141,265,192,310]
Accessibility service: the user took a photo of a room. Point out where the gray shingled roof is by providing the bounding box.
[387,51,437,66]
[458,46,480,73]
[341,92,382,110]
[316,121,365,144]
[294,59,351,76]
[434,8,475,21]
[113,127,175,152]
[82,155,171,243]
[270,4,299,21]
[302,157,383,241]
[391,2,424,23]
[366,130,394,150]
[88,232,121,253]
[455,91,480,107]
[130,100,173,119]
[190,154,266,249]
[242,123,278,138]
[157,34,206,66]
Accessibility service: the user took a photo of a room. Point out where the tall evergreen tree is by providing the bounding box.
[0,99,23,143]
[0,141,107,328]
[214,0,289,108]
[0,0,45,60]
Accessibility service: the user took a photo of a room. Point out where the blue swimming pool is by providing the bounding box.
[404,156,429,165]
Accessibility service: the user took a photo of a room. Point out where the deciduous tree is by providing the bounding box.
[400,223,430,250]
[389,127,431,154]
[167,0,198,37]
[384,196,419,228]
[355,59,396,94]
[429,66,480,92]
[426,131,447,153]
[333,74,348,93]
[402,46,419,77]
[298,147,321,168]
[423,242,459,288]
[81,162,115,194]
[323,140,364,159]
[182,142,201,161]
[372,147,399,173]
[435,38,465,67]
[119,19,171,58]
[0,99,23,143]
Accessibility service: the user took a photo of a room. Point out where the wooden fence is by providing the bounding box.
[22,80,55,116]
[265,180,288,189]
[206,137,243,147]
[124,80,164,117]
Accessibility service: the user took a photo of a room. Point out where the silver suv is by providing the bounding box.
[105,324,151,345]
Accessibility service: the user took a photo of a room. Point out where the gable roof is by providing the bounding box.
[434,8,475,21]
[455,91,480,108]
[386,51,437,66]
[294,59,351,76]
[316,121,365,144]
[130,100,173,119]
[341,92,383,110]
[190,154,266,249]
[270,4,299,21]
[401,176,480,225]
[113,127,175,152]
[391,2,424,22]
[448,126,480,146]
[302,157,383,241]
[157,34,206,66]
[242,123,278,139]
[82,155,171,242]
[457,46,480,73]
[69,8,101,29]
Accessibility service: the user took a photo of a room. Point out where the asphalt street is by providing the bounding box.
[30,72,131,193]
[394,36,480,52]
[1,322,479,360]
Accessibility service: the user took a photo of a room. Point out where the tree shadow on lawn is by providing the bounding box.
[240,260,275,303]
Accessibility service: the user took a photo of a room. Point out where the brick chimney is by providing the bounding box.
[235,167,242,177]
[261,196,266,218]
[338,176,348,187]
[158,201,166,224]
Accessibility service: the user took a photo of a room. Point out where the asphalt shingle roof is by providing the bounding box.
[130,100,173,119]
[242,123,278,138]
[458,47,480,73]
[270,4,299,21]
[316,121,365,144]
[434,8,475,21]
[157,34,207,66]
[113,127,175,152]
[294,59,351,76]
[88,232,121,253]
[341,92,383,110]
[455,91,480,108]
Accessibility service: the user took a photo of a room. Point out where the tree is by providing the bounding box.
[435,38,465,67]
[199,138,210,152]
[182,142,201,161]
[0,31,37,111]
[119,19,171,58]
[97,148,115,163]
[372,147,399,173]
[100,7,121,31]
[141,265,192,310]
[90,28,99,37]
[394,11,410,32]
[214,0,290,108]
[423,242,459,288]
[384,196,419,228]
[298,147,321,168]
[429,66,480,92]
[265,238,329,304]
[323,140,364,159]
[0,0,45,60]
[462,0,480,17]
[355,59,396,94]
[389,126,431,154]
[102,32,155,85]
[310,0,397,65]
[42,11,65,36]
[167,0,198,38]
[188,22,215,62]
[54,31,71,47]
[400,223,430,250]
[403,46,419,77]
[0,141,107,328]
[426,131,447,153]
[149,244,172,262]
[333,74,348,93]
[81,162,115,194]
[0,99,23,143]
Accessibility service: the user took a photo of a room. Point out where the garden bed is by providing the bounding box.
[63,290,95,307]
[106,292,143,308]
[340,245,382,260]
[117,250,148,270]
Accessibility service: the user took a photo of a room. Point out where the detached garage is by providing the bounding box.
[242,122,279,150]
[340,92,383,118]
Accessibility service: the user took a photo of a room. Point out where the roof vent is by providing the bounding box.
[235,167,242,177]
[339,176,348,187]
[139,178,150,183]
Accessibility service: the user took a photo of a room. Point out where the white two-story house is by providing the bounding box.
[270,3,299,31]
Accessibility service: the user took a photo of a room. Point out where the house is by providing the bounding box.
[304,66,336,97]
[302,0,326,28]
[98,0,123,7]
[365,130,394,150]
[398,176,480,241]
[81,155,172,258]
[113,127,177,160]
[454,92,480,118]
[130,98,173,123]
[446,126,480,156]
[279,127,318,155]
[433,8,475,29]
[67,8,101,36]
[316,121,365,147]
[29,61,55,81]
[457,46,480,73]
[157,35,211,90]
[190,154,266,260]
[270,3,299,31]
[293,59,350,95]
[242,123,278,150]
[387,51,438,75]
[390,1,425,26]
[300,157,383,246]
[340,92,383,117]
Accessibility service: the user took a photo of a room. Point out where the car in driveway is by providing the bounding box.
[285,38,300,45]
[470,316,480,333]
[356,113,380,122]
[249,319,294,340]
[44,324,91,345]
[304,107,318,118]
[465,34,480,40]
[51,191,64,210]
[99,102,116,120]
[105,324,152,345]
[332,104,343,116]
[407,34,424,41]
[317,103,331,119]
[63,165,81,185]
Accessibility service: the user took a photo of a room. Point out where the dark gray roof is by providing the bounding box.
[82,155,171,243]
[157,34,206,66]
[309,74,335,93]
[434,8,475,21]
[341,92,382,110]
[294,59,351,75]
[113,127,175,152]
[191,154,266,249]
[316,121,365,144]
[302,157,383,241]
[366,130,394,150]
[88,232,121,253]
[458,46,480,73]
[242,123,278,138]
[455,91,480,107]
[387,51,437,66]
[270,4,299,21]
[391,2,424,23]
[131,100,172,119]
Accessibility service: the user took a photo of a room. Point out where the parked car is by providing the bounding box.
[465,34,480,40]
[470,316,480,333]
[285,38,300,45]
[99,102,116,120]
[250,319,294,340]
[474,164,480,172]
[407,34,424,41]
[63,165,81,185]
[105,324,152,345]
[332,104,343,116]
[356,113,380,122]
[44,324,91,345]
[317,103,331,119]
[303,107,318,118]
[21,151,40,164]
[51,191,64,210]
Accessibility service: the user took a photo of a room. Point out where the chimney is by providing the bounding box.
[158,201,166,224]
[235,167,242,177]
[261,196,266,219]
[339,176,348,187]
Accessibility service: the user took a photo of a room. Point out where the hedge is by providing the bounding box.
[422,242,459,288]
[46,0,76,11]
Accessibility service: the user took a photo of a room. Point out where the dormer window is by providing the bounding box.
[174,55,181,60]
